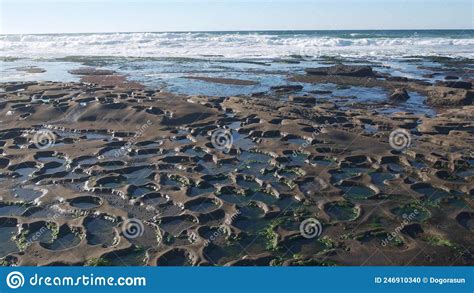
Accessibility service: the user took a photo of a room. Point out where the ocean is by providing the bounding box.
[1,30,473,59]
[0,30,472,109]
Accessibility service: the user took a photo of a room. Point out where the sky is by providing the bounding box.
[0,0,473,34]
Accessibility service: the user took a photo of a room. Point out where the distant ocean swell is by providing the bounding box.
[0,31,473,59]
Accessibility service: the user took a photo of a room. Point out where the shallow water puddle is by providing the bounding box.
[412,185,450,202]
[156,202,183,217]
[370,172,395,185]
[23,225,55,245]
[14,167,37,182]
[84,217,117,247]
[217,192,248,205]
[311,157,337,167]
[200,161,236,176]
[12,187,43,201]
[130,185,155,198]
[285,237,328,256]
[105,249,147,266]
[232,132,256,150]
[391,204,430,222]
[325,201,359,222]
[183,148,205,157]
[160,216,196,236]
[0,204,29,216]
[341,185,375,199]
[239,204,265,218]
[0,225,19,257]
[289,153,309,166]
[156,249,194,266]
[44,232,81,251]
[186,184,216,197]
[69,196,101,209]
[330,167,370,182]
[236,178,260,190]
[186,198,220,213]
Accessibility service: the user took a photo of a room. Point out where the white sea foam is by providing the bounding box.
[0,32,473,59]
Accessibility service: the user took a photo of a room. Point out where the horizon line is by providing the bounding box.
[1,28,473,36]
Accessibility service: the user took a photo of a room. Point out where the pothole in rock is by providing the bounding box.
[123,168,154,186]
[297,178,328,196]
[160,175,190,188]
[160,215,196,237]
[203,236,267,265]
[202,174,230,185]
[236,176,261,190]
[12,187,43,201]
[384,163,405,174]
[0,218,19,258]
[217,191,247,205]
[199,226,229,246]
[288,152,310,166]
[99,148,124,159]
[185,198,221,214]
[69,196,102,209]
[238,202,266,218]
[22,206,73,220]
[186,182,216,197]
[355,229,405,249]
[199,161,237,176]
[101,247,147,266]
[128,184,157,198]
[391,204,431,222]
[324,201,360,222]
[310,156,338,168]
[456,167,474,178]
[183,147,206,157]
[435,170,466,183]
[17,221,56,248]
[339,182,376,200]
[13,167,37,182]
[170,135,193,144]
[35,154,66,164]
[156,248,196,266]
[94,174,127,189]
[41,225,82,251]
[73,156,99,166]
[233,214,270,234]
[97,160,126,170]
[370,171,396,186]
[330,167,371,183]
[411,183,450,202]
[441,197,469,210]
[239,151,272,167]
[155,202,183,217]
[455,212,473,231]
[282,236,329,256]
[84,215,118,247]
[0,203,29,217]
[142,192,169,206]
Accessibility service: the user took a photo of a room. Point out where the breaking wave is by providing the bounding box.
[0,31,473,59]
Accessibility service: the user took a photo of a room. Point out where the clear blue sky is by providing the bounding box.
[0,0,472,34]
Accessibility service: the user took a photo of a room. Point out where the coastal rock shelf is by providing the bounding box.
[0,80,472,266]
